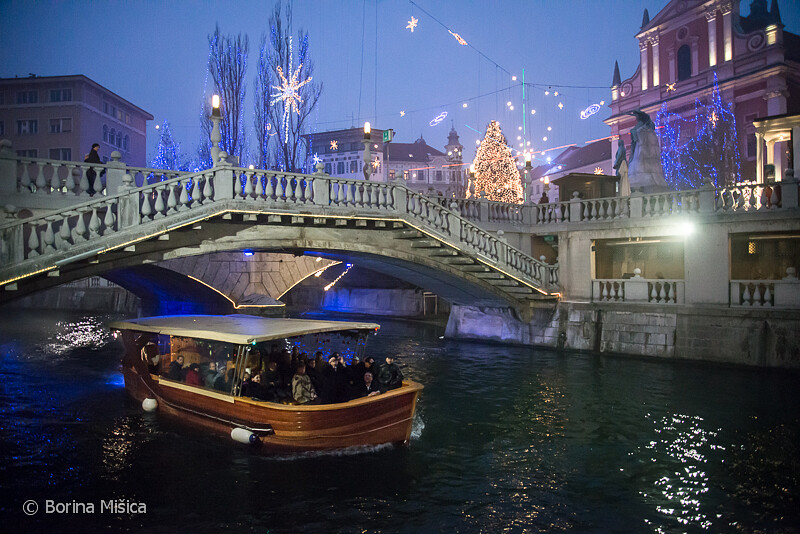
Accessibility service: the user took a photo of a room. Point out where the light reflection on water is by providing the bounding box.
[0,310,798,532]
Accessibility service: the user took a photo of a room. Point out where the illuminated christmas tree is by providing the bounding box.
[656,73,741,189]
[471,120,523,203]
[150,120,183,171]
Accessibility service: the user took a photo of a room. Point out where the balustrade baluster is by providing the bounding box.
[355,183,365,206]
[334,182,345,204]
[601,200,609,220]
[27,225,40,257]
[167,184,178,212]
[43,221,56,253]
[50,165,61,192]
[274,175,284,200]
[57,216,72,249]
[73,212,87,241]
[244,172,254,197]
[304,178,314,203]
[89,208,101,237]
[92,171,103,196]
[192,178,202,205]
[103,204,116,234]
[20,162,32,190]
[770,187,779,208]
[179,180,190,209]
[671,195,679,215]
[262,174,273,199]
[601,282,608,301]
[741,284,751,305]
[64,165,77,194]
[659,283,666,301]
[203,175,214,201]
[35,164,47,192]
[753,284,762,305]
[764,285,772,307]
[650,283,658,302]
[140,190,153,219]
[154,186,166,217]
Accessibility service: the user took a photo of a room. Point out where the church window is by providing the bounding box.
[677,45,691,81]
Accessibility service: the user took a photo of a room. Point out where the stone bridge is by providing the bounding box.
[0,147,558,319]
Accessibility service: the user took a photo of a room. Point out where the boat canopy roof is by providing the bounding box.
[109,315,380,345]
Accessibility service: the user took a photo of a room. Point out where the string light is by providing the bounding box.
[448,30,468,46]
[406,16,418,32]
[324,263,354,291]
[470,120,523,203]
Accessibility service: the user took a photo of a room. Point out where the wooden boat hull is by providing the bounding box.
[122,362,422,453]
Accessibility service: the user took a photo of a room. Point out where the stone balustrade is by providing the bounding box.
[0,158,558,295]
[593,278,685,304]
[730,278,800,308]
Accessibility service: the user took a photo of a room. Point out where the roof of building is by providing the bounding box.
[0,74,153,119]
[550,138,611,173]
[387,136,444,162]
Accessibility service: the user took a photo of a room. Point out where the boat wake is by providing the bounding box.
[411,412,425,440]
[268,443,396,461]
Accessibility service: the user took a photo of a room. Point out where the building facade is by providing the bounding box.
[605,0,800,182]
[304,126,467,197]
[0,75,153,166]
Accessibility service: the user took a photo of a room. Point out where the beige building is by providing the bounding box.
[304,125,467,197]
[0,74,153,166]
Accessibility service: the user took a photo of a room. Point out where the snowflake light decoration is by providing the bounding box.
[270,37,313,143]
[312,153,322,165]
[594,167,604,175]
[400,110,406,117]
[666,82,677,93]
[330,140,338,150]
[406,16,418,32]
[371,158,380,170]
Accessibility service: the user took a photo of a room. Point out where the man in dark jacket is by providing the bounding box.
[377,355,403,392]
[167,355,185,381]
[356,371,382,398]
[320,354,349,404]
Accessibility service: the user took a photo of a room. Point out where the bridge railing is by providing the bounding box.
[1,159,558,294]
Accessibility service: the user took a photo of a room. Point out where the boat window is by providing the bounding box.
[146,334,239,394]
[276,330,372,365]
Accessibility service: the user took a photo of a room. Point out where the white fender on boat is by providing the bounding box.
[231,427,260,445]
[142,398,158,412]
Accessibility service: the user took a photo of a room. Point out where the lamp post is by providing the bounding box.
[362,122,373,181]
[210,94,222,166]
[468,163,476,197]
[524,151,532,202]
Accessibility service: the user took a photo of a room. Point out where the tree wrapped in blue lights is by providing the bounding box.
[656,74,741,189]
[206,24,249,166]
[255,2,322,172]
[150,121,183,171]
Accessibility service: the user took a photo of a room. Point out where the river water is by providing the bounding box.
[1,309,798,533]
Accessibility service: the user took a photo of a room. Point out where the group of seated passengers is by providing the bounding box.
[156,345,404,405]
[240,350,403,405]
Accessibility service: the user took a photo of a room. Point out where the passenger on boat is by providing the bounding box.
[321,354,350,404]
[377,356,403,392]
[356,371,382,398]
[242,372,271,400]
[167,355,185,381]
[141,342,160,375]
[350,356,376,390]
[185,363,203,387]
[291,364,317,404]
[263,361,291,400]
[214,368,235,393]
[314,351,325,373]
[203,362,218,388]
[211,364,227,391]
[305,357,323,395]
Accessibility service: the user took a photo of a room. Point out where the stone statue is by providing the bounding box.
[613,139,630,196]
[626,110,668,193]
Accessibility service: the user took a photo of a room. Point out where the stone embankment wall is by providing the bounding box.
[14,286,140,314]
[446,302,800,369]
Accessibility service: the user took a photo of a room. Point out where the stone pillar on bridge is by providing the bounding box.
[213,153,235,199]
[105,151,126,196]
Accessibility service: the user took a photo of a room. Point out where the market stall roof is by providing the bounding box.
[109,315,380,345]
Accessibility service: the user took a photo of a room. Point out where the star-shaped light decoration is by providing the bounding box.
[709,110,719,128]
[594,167,604,175]
[371,158,381,170]
[400,110,406,117]
[558,102,564,110]
[666,82,677,93]
[406,16,418,32]
[448,30,468,46]
[312,153,322,165]
[270,37,313,143]
[330,140,338,150]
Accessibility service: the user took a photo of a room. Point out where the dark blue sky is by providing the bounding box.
[2,0,798,166]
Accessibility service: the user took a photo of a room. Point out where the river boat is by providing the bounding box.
[110,314,423,452]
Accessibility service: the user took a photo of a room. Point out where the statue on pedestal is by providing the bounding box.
[613,139,630,196]
[627,110,669,193]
